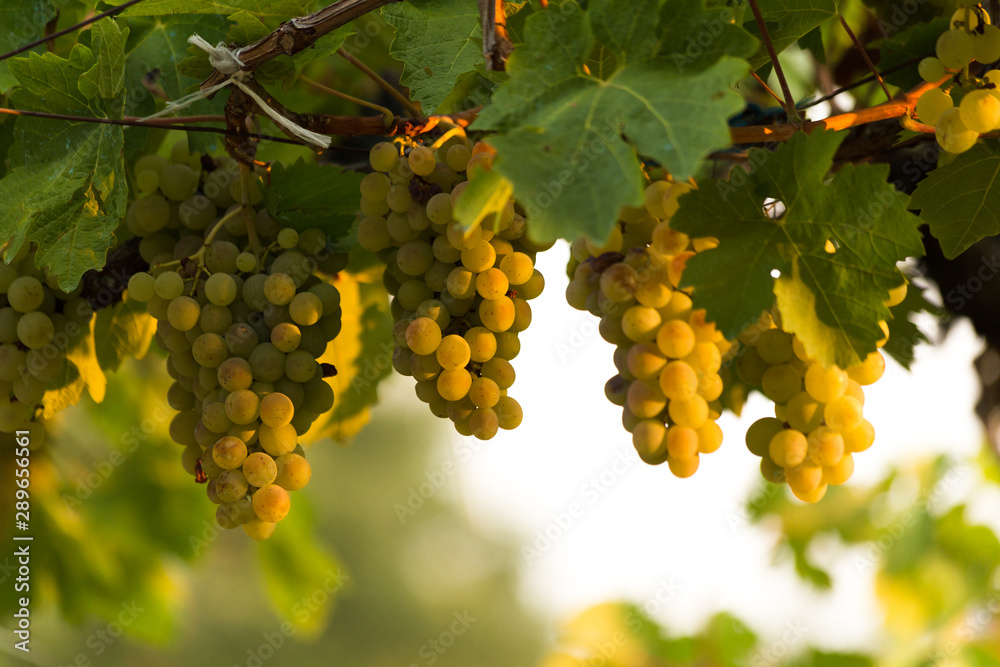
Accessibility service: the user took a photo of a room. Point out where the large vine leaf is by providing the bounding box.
[0,0,56,93]
[382,0,484,113]
[266,161,365,242]
[42,320,107,417]
[909,142,1000,259]
[474,0,755,243]
[78,18,129,99]
[741,0,838,71]
[310,264,393,443]
[454,169,514,229]
[0,44,127,290]
[121,0,313,19]
[94,298,157,372]
[670,131,923,368]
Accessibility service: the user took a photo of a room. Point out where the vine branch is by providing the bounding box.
[747,0,800,122]
[200,0,402,91]
[837,14,892,102]
[0,0,150,63]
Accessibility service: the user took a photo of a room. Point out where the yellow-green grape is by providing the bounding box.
[760,364,801,403]
[464,327,497,363]
[960,89,1000,132]
[406,317,442,355]
[259,422,297,456]
[936,29,975,69]
[469,377,500,408]
[823,453,854,486]
[495,396,522,429]
[270,322,301,353]
[785,391,824,433]
[436,334,472,370]
[225,389,260,425]
[360,171,391,201]
[622,305,661,343]
[284,350,317,383]
[658,360,699,401]
[476,267,509,300]
[263,273,296,306]
[16,312,54,349]
[461,240,496,273]
[192,333,227,367]
[918,57,947,82]
[242,518,276,540]
[697,421,723,454]
[274,453,311,490]
[127,195,171,234]
[786,464,823,497]
[437,368,473,401]
[769,429,807,468]
[916,87,954,126]
[370,142,399,172]
[806,426,845,467]
[626,380,666,419]
[236,252,257,273]
[656,319,696,358]
[632,420,668,464]
[253,484,291,522]
[494,331,520,360]
[666,426,699,463]
[260,392,294,428]
[479,297,515,332]
[408,146,436,176]
[755,329,793,364]
[847,351,885,385]
[135,169,160,194]
[8,276,44,312]
[397,240,435,276]
[803,363,848,403]
[243,452,278,487]
[386,184,413,213]
[215,470,250,503]
[217,357,253,392]
[666,395,709,429]
[627,343,666,380]
[289,292,323,326]
[499,252,533,285]
[469,407,499,440]
[277,228,299,250]
[951,5,990,32]
[974,24,1000,63]
[127,272,156,302]
[213,435,248,470]
[481,358,515,390]
[842,418,875,453]
[585,225,623,255]
[824,395,864,431]
[160,163,199,202]
[936,107,980,154]
[745,417,784,457]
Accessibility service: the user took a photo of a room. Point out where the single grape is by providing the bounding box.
[274,453,311,490]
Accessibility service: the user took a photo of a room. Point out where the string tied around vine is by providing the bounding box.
[141,34,332,149]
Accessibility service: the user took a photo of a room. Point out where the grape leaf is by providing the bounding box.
[881,281,936,370]
[94,298,157,372]
[0,46,127,291]
[909,142,1000,259]
[266,160,365,241]
[382,0,484,113]
[474,0,754,243]
[78,18,129,99]
[741,0,838,71]
[670,131,923,368]
[454,169,514,230]
[226,9,269,43]
[121,0,313,19]
[312,264,393,443]
[42,321,107,417]
[0,0,56,93]
[120,15,229,153]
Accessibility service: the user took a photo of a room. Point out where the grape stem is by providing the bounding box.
[837,14,892,103]
[747,0,801,122]
[301,76,394,127]
[239,164,264,256]
[150,205,245,275]
[336,48,425,119]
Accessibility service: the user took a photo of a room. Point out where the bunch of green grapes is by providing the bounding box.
[358,139,549,439]
[740,285,904,502]
[0,245,95,446]
[124,142,346,540]
[565,180,733,478]
[915,4,1000,154]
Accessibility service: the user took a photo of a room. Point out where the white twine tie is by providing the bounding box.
[141,35,331,149]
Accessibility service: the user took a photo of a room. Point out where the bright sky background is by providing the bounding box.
[379,240,1000,654]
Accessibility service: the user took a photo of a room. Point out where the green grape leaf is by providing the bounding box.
[877,17,948,92]
[910,142,1000,259]
[257,499,345,637]
[882,281,936,370]
[282,26,353,89]
[0,0,56,93]
[42,322,107,417]
[266,160,364,240]
[474,0,754,243]
[454,169,514,230]
[94,298,157,372]
[0,46,127,290]
[78,18,129,99]
[741,0,838,71]
[671,131,923,368]
[121,0,313,19]
[314,263,393,443]
[226,9,269,44]
[121,15,229,153]
[382,0,483,113]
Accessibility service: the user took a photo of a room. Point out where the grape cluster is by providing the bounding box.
[358,140,549,439]
[124,142,345,539]
[566,180,733,477]
[740,286,903,501]
[915,4,1000,154]
[0,246,95,445]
